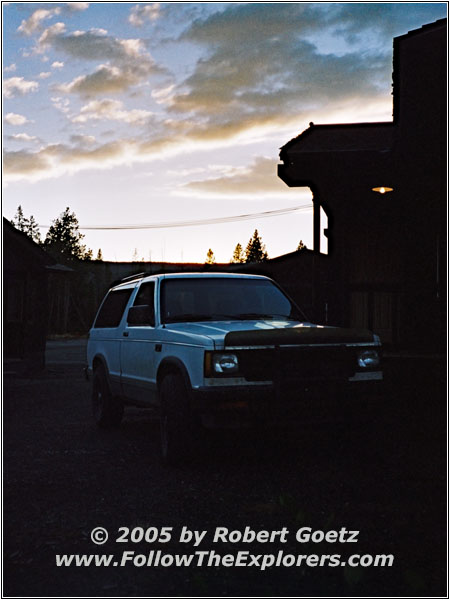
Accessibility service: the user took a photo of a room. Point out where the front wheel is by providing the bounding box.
[92,366,123,428]
[159,373,197,465]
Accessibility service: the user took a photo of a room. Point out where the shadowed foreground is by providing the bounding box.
[3,341,446,597]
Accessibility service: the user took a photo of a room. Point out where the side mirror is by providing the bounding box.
[127,305,155,326]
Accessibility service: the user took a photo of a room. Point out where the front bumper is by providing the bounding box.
[190,374,384,427]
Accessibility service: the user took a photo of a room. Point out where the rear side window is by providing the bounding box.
[94,289,132,328]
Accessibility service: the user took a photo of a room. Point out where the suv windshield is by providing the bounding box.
[160,278,304,324]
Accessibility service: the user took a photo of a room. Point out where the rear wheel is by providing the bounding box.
[92,366,124,428]
[159,373,197,465]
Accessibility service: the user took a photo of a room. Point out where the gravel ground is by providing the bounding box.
[3,341,447,597]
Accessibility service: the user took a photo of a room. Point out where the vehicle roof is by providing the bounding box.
[111,272,271,290]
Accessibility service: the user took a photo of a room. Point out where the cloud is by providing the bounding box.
[39,27,162,96]
[70,134,97,146]
[38,71,52,79]
[3,77,39,98]
[7,133,38,143]
[4,63,16,72]
[17,7,61,36]
[36,22,67,52]
[65,2,89,11]
[52,61,64,69]
[72,98,153,124]
[171,4,389,121]
[3,140,130,181]
[182,156,292,196]
[3,149,49,176]
[129,3,160,27]
[4,112,31,126]
[56,64,142,96]
[51,96,71,114]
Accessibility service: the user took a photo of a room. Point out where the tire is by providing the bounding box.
[159,372,197,466]
[92,366,124,428]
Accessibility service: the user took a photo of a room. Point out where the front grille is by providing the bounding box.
[237,346,356,382]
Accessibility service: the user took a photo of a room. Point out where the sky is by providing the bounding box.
[2,2,447,263]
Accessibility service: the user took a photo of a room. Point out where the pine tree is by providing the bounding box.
[27,215,42,245]
[245,229,268,263]
[205,248,216,264]
[230,243,245,263]
[11,205,29,232]
[11,206,42,244]
[96,249,103,261]
[296,240,307,251]
[43,207,92,261]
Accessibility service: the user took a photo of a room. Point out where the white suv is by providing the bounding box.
[86,272,382,463]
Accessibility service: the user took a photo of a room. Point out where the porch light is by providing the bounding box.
[372,186,393,194]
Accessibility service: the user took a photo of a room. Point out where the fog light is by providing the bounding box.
[357,349,380,369]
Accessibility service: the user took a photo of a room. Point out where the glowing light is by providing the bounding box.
[372,186,393,194]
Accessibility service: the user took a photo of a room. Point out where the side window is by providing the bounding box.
[134,281,155,310]
[94,289,132,328]
[127,281,155,327]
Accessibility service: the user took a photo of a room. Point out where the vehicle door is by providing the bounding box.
[120,281,158,405]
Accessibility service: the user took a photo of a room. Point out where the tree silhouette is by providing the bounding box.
[11,205,42,244]
[245,229,268,263]
[27,215,42,245]
[230,243,245,263]
[296,240,307,251]
[96,249,103,261]
[11,205,28,232]
[205,248,216,264]
[43,207,92,262]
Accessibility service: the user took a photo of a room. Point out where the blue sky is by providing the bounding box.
[3,2,447,262]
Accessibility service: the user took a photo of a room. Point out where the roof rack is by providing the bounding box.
[121,272,147,283]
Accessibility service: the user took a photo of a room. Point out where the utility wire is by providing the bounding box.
[40,204,312,231]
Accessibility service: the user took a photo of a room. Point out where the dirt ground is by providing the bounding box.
[3,340,447,597]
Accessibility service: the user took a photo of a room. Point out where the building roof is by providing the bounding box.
[3,217,55,267]
[280,122,395,158]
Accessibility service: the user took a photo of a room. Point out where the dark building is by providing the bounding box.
[278,19,447,350]
[3,218,54,371]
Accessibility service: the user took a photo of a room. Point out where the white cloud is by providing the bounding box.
[8,133,38,143]
[36,22,67,53]
[38,71,52,79]
[4,63,16,72]
[52,61,64,69]
[18,7,61,36]
[129,3,160,27]
[65,2,89,11]
[4,113,31,126]
[72,98,153,124]
[3,77,39,99]
[51,96,71,114]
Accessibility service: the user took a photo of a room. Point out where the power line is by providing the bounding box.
[40,204,312,231]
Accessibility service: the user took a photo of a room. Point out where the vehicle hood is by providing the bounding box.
[164,320,375,348]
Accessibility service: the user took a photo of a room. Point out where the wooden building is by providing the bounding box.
[278,19,447,350]
[3,218,53,371]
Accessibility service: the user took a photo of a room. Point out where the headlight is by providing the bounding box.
[205,352,239,376]
[357,349,380,369]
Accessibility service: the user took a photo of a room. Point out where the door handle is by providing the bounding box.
[123,331,129,337]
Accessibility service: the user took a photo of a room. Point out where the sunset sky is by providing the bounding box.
[3,2,446,263]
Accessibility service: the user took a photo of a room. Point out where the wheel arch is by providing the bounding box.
[92,354,109,375]
[157,357,192,394]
